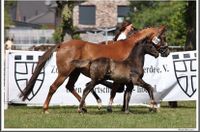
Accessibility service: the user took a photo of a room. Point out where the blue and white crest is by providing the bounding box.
[14,55,45,101]
[172,52,197,97]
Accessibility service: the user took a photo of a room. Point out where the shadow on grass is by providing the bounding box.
[76,106,152,115]
[160,101,196,109]
[161,105,196,109]
[7,101,196,115]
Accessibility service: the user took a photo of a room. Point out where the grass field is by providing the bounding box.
[4,101,197,129]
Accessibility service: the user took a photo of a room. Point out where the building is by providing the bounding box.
[9,1,55,29]
[6,0,131,49]
[6,1,56,50]
[73,0,130,42]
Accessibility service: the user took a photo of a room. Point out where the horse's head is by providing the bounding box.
[144,42,159,58]
[149,25,170,57]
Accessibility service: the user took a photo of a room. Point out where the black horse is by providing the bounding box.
[89,27,170,112]
[72,38,160,113]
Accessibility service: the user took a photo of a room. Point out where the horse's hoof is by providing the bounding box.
[97,99,102,110]
[43,110,49,114]
[107,106,112,112]
[82,107,87,113]
[121,107,125,112]
[77,108,83,113]
[125,110,130,114]
[98,106,102,110]
[77,107,81,113]
[149,107,157,113]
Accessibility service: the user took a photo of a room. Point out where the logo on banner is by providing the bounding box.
[172,52,197,97]
[14,55,45,101]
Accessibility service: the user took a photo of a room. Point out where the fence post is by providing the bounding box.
[4,50,9,110]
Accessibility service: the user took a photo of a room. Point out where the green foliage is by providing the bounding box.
[62,3,73,21]
[53,25,63,43]
[53,2,81,42]
[129,1,187,46]
[129,1,158,12]
[4,10,13,28]
[62,2,81,39]
[72,33,81,40]
[40,24,49,29]
[4,1,16,28]
[167,2,187,46]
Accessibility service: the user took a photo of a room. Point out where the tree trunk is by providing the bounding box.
[55,1,63,27]
[185,1,196,50]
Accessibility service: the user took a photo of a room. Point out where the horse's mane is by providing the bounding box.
[99,26,156,45]
[125,37,147,62]
[128,26,155,38]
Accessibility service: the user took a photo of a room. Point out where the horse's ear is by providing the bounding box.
[158,25,166,36]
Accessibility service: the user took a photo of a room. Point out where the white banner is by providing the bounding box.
[5,50,197,106]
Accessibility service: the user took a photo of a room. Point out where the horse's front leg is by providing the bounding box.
[132,76,157,112]
[122,82,133,114]
[78,80,97,113]
[107,82,120,112]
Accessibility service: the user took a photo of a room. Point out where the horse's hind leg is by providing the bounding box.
[91,89,102,110]
[91,80,117,110]
[100,80,113,89]
[78,80,97,113]
[43,74,66,113]
[66,70,81,102]
[67,70,102,110]
[65,70,87,112]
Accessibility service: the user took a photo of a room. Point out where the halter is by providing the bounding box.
[158,45,169,54]
[152,36,161,50]
[152,36,160,45]
[151,36,168,54]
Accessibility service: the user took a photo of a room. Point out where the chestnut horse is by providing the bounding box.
[72,39,159,113]
[20,25,169,113]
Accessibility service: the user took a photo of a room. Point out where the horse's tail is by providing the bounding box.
[19,43,60,101]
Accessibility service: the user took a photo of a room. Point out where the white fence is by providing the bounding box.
[5,29,55,50]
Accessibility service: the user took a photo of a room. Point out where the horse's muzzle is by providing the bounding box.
[159,46,170,57]
[155,54,159,58]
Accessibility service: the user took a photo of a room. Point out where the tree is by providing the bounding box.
[128,1,197,108]
[53,1,68,43]
[129,1,188,47]
[53,1,81,43]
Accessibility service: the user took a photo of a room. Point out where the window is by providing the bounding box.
[117,6,130,23]
[79,5,96,25]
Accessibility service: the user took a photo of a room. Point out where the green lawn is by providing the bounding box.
[4,101,196,129]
